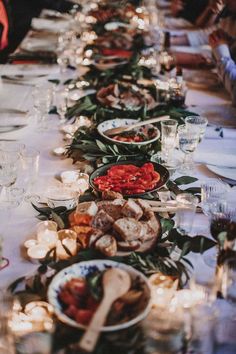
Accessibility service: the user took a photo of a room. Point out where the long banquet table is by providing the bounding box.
[0,4,236,353]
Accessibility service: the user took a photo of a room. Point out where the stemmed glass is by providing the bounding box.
[160,119,178,163]
[0,150,19,208]
[185,116,208,142]
[178,124,200,173]
[56,88,69,122]
[204,200,236,268]
[20,147,40,202]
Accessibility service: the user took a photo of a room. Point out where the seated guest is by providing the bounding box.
[171,0,231,46]
[0,0,10,62]
[7,0,76,55]
[171,0,209,25]
[209,28,236,104]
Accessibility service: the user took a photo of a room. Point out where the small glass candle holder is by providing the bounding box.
[47,186,79,209]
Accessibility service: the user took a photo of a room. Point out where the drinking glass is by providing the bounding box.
[56,88,69,122]
[204,200,236,268]
[32,84,54,131]
[168,79,187,108]
[201,178,230,216]
[185,116,208,142]
[143,307,185,354]
[190,304,216,354]
[178,124,199,173]
[222,258,236,304]
[175,193,198,235]
[20,147,40,202]
[0,150,19,208]
[161,119,177,162]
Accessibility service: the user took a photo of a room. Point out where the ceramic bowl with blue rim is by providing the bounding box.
[48,259,152,331]
[97,118,160,146]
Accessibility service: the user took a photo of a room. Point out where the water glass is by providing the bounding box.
[175,193,198,235]
[0,150,19,208]
[178,124,199,173]
[190,304,216,354]
[20,147,40,202]
[185,116,208,142]
[56,88,69,122]
[161,119,177,162]
[201,179,230,216]
[222,258,236,304]
[32,84,54,131]
[143,307,185,354]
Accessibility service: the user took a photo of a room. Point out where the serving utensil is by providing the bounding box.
[79,268,131,352]
[104,115,170,136]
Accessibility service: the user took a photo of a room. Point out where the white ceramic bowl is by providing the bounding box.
[48,259,152,331]
[97,118,160,146]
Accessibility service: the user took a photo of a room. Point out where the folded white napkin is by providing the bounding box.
[0,64,59,76]
[205,126,236,140]
[194,151,236,168]
[31,18,70,33]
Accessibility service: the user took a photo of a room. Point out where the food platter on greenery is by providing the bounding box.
[97,118,160,145]
[48,260,152,331]
[89,160,169,197]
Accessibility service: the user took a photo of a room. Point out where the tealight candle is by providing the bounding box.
[171,289,205,310]
[37,229,58,249]
[24,239,38,249]
[10,301,54,336]
[56,238,77,260]
[27,245,50,260]
[61,170,79,185]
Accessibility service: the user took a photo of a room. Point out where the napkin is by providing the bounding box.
[194,151,236,168]
[31,18,70,33]
[205,126,236,140]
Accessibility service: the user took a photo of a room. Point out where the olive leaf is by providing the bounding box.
[174,176,198,185]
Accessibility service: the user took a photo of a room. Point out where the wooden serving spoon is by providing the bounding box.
[103,115,170,137]
[79,268,131,352]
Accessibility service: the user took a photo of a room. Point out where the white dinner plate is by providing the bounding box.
[206,165,236,181]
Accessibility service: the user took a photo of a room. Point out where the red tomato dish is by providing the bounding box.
[93,162,161,195]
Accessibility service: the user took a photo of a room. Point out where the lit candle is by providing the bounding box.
[27,245,50,260]
[24,239,38,249]
[56,238,77,260]
[61,170,79,185]
[37,229,58,249]
[171,289,205,310]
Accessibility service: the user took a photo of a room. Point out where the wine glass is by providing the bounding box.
[185,116,208,142]
[204,200,236,268]
[178,124,199,174]
[0,150,19,208]
[32,84,54,131]
[222,257,236,304]
[20,147,40,202]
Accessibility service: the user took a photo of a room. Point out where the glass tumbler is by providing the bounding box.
[201,178,230,216]
[143,307,185,354]
[222,257,236,304]
[178,124,199,173]
[161,119,178,162]
[175,193,198,235]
